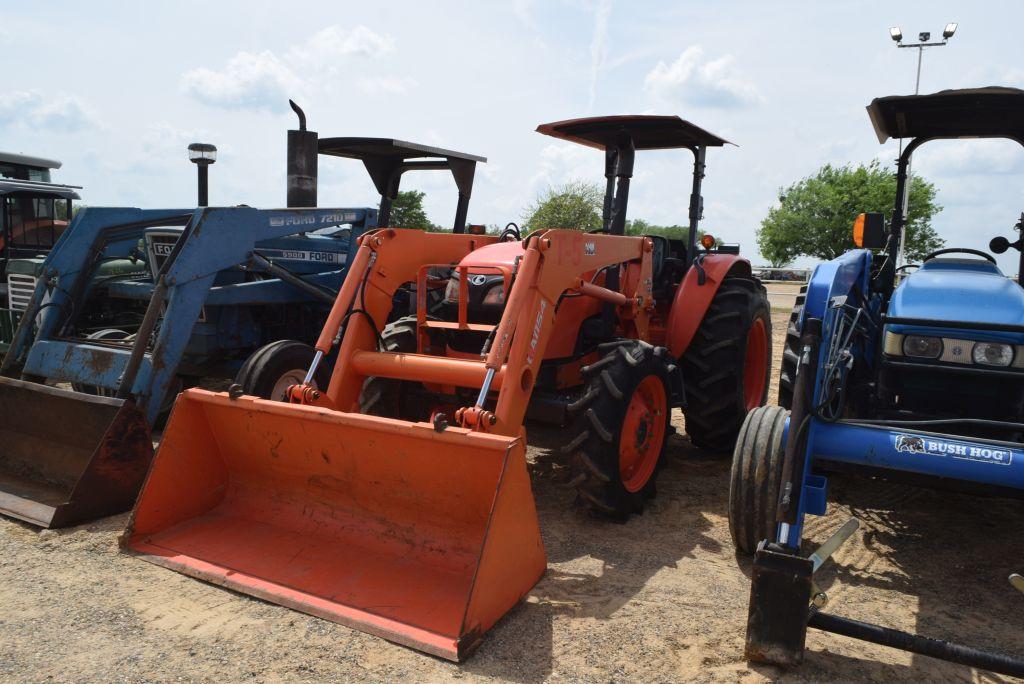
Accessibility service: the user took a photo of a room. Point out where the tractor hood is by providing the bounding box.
[889,259,1024,339]
[457,240,524,270]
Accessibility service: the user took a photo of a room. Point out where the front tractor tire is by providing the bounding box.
[235,340,328,401]
[681,277,772,452]
[728,405,788,554]
[359,315,439,421]
[564,339,678,521]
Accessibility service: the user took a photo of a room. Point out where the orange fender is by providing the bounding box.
[665,254,752,358]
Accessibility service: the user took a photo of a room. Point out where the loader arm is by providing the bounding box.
[308,228,653,435]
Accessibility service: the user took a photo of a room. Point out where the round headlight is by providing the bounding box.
[972,342,1013,367]
[482,284,505,306]
[903,335,942,358]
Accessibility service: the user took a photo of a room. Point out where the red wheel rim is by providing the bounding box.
[743,317,769,410]
[619,375,668,493]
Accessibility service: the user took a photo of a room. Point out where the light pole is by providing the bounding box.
[889,23,957,266]
[188,142,217,207]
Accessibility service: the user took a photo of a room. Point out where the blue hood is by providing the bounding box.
[888,259,1024,342]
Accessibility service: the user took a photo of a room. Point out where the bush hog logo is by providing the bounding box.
[894,435,926,454]
[893,433,1013,466]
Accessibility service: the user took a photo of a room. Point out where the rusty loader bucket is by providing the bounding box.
[122,389,547,661]
[0,377,153,528]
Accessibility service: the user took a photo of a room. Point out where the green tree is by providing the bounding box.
[624,218,708,244]
[389,190,433,229]
[757,160,943,264]
[523,180,603,231]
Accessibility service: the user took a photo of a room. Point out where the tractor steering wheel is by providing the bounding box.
[895,264,919,274]
[922,247,997,264]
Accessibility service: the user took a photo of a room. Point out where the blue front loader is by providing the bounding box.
[0,205,374,529]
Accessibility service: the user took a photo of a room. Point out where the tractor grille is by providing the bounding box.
[7,273,37,311]
[145,231,182,279]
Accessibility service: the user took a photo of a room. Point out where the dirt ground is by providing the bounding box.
[1,309,1023,683]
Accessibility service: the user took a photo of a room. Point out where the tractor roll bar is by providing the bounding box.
[886,134,1024,293]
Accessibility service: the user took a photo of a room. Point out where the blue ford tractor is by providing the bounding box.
[0,104,485,529]
[731,88,1024,678]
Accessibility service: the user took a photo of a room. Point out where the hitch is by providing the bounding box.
[746,517,1024,678]
[745,517,859,664]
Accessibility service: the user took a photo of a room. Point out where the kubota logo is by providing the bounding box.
[526,299,548,366]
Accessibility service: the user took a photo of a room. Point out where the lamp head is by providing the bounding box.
[188,142,217,165]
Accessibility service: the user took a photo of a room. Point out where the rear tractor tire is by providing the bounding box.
[681,277,772,453]
[728,405,788,554]
[564,339,679,521]
[235,340,328,401]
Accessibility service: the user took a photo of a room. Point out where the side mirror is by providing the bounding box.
[853,212,886,249]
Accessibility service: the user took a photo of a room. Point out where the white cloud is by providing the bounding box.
[914,139,1024,177]
[528,141,602,192]
[180,50,299,111]
[356,76,414,95]
[512,0,538,29]
[644,46,763,108]
[287,25,395,66]
[180,25,398,111]
[0,90,101,132]
[588,0,612,111]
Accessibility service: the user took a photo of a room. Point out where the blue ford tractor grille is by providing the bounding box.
[145,232,182,279]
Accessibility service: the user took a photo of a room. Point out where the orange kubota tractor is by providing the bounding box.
[122,116,771,660]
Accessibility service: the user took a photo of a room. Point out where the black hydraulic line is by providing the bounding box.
[249,251,337,304]
[808,611,1024,679]
[776,317,821,529]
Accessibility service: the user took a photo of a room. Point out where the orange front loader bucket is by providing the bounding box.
[122,389,546,661]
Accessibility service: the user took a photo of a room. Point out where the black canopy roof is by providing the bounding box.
[318,138,486,163]
[867,87,1024,143]
[536,115,731,150]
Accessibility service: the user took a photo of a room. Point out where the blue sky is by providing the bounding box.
[2,1,1022,270]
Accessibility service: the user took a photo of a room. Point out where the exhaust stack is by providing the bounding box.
[286,100,318,208]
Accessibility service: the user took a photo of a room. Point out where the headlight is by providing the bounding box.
[482,284,505,306]
[973,342,1013,367]
[883,332,903,356]
[903,335,942,359]
[444,277,459,302]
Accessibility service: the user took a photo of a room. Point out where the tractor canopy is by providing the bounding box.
[867,86,1024,143]
[536,114,732,150]
[318,137,486,232]
[888,260,1024,341]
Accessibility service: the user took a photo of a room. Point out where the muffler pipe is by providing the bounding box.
[287,100,318,208]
